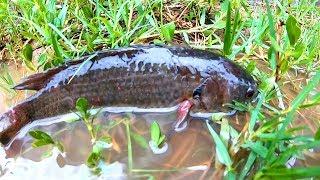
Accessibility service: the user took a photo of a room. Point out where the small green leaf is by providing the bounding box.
[87,152,101,168]
[242,141,268,158]
[150,121,160,145]
[22,44,36,71]
[29,131,43,139]
[292,42,305,59]
[29,130,54,143]
[286,15,301,46]
[161,22,175,42]
[22,44,33,62]
[131,132,148,149]
[279,59,289,74]
[32,140,53,147]
[76,97,89,116]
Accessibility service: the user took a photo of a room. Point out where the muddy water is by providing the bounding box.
[1,111,219,179]
[0,62,319,179]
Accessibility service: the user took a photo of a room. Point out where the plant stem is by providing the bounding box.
[125,121,133,173]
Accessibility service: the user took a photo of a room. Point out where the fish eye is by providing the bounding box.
[246,88,255,98]
[193,87,202,99]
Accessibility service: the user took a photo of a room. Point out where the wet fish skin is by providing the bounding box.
[0,45,257,145]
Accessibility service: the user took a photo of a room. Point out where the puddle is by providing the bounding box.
[1,111,218,179]
[0,62,319,179]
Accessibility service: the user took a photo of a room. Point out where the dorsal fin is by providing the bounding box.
[13,47,143,91]
[13,67,65,91]
[13,58,87,91]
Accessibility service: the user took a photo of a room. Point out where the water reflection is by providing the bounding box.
[1,111,221,179]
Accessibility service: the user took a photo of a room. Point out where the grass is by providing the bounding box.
[1,0,320,179]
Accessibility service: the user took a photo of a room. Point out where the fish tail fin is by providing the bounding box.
[0,104,31,145]
[0,112,15,145]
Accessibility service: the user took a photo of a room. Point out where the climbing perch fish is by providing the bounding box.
[0,45,257,145]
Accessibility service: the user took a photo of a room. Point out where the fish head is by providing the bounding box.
[194,60,257,112]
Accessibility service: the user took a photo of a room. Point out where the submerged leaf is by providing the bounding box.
[131,132,148,149]
[29,130,54,143]
[32,139,53,148]
[87,152,101,168]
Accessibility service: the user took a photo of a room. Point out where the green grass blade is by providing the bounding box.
[223,2,232,56]
[249,93,264,134]
[48,23,77,51]
[265,0,278,72]
[266,70,320,162]
[206,121,232,168]
[239,152,257,180]
[257,167,320,178]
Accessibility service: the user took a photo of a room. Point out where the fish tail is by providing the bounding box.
[0,103,31,145]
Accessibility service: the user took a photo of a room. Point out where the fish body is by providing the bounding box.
[0,45,256,145]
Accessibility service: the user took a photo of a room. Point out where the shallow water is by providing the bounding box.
[1,110,220,179]
[0,62,319,179]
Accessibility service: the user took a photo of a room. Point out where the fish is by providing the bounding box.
[0,45,257,145]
